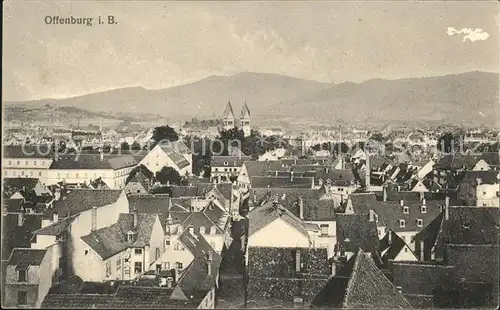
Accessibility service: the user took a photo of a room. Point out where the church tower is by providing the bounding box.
[222,101,235,131]
[240,101,251,137]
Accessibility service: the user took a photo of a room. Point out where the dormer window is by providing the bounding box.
[126,231,136,242]
[417,219,423,227]
[200,227,206,234]
[403,207,409,214]
[399,220,406,228]
[421,206,427,213]
[210,226,217,235]
[18,269,27,282]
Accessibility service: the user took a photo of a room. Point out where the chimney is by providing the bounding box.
[365,154,370,190]
[55,150,59,161]
[295,250,301,272]
[369,209,375,222]
[189,226,194,236]
[383,186,387,202]
[422,198,426,206]
[207,251,213,276]
[420,191,425,202]
[400,199,404,207]
[275,170,278,177]
[133,209,138,228]
[299,198,304,220]
[100,149,104,161]
[91,206,97,232]
[331,262,336,276]
[420,240,425,261]
[53,212,59,223]
[325,167,329,174]
[54,189,61,201]
[476,178,482,185]
[17,211,24,227]
[388,230,392,244]
[445,196,450,220]
[167,180,170,186]
[290,171,294,182]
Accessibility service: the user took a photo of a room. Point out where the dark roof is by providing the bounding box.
[240,102,251,118]
[3,145,52,158]
[249,188,322,206]
[41,294,114,309]
[248,201,309,238]
[175,253,222,300]
[392,262,456,296]
[126,172,151,192]
[168,152,190,170]
[287,199,337,221]
[49,189,122,217]
[222,101,235,118]
[181,211,224,235]
[440,206,500,245]
[477,152,500,166]
[81,213,159,259]
[158,140,191,154]
[128,195,191,214]
[2,213,43,260]
[435,154,478,170]
[343,249,413,309]
[314,169,356,186]
[378,231,415,263]
[33,215,78,236]
[336,214,379,254]
[459,170,499,186]
[211,156,247,167]
[3,198,24,212]
[3,178,41,198]
[242,161,285,178]
[49,154,138,170]
[250,176,313,188]
[170,186,205,198]
[8,248,47,268]
[110,286,197,308]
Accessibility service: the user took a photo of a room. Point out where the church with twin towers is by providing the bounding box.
[220,101,252,137]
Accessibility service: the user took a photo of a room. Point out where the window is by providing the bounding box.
[164,262,170,270]
[21,171,25,176]
[402,235,407,242]
[134,262,143,273]
[224,162,228,166]
[4,171,7,176]
[421,206,427,213]
[17,291,28,305]
[403,207,409,214]
[29,171,34,177]
[134,248,142,255]
[41,161,45,165]
[8,160,12,165]
[165,240,170,246]
[85,250,89,255]
[320,224,329,236]
[214,168,218,172]
[34,161,37,166]
[156,247,161,260]
[25,161,28,166]
[17,161,20,165]
[417,219,423,227]
[175,262,183,270]
[399,220,406,228]
[38,172,42,177]
[116,259,121,272]
[404,247,408,252]
[18,270,27,282]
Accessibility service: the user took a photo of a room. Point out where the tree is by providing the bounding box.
[126,164,154,184]
[156,166,182,185]
[152,125,179,144]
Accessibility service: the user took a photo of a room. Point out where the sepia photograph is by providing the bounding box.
[2,0,499,308]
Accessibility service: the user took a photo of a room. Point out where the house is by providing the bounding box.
[250,175,315,189]
[31,189,129,281]
[3,145,53,180]
[2,178,52,202]
[345,192,444,249]
[124,172,152,195]
[2,211,43,261]
[414,159,435,179]
[378,230,417,268]
[47,154,138,189]
[246,247,330,308]
[397,206,499,308]
[258,148,287,161]
[334,214,380,261]
[311,248,413,309]
[313,168,357,195]
[237,160,285,189]
[3,248,52,308]
[139,141,192,176]
[79,211,164,281]
[210,156,248,183]
[457,170,499,207]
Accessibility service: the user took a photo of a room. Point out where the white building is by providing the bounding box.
[139,141,192,176]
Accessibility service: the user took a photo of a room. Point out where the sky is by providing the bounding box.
[3,0,499,101]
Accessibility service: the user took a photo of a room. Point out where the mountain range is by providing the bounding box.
[5,71,499,128]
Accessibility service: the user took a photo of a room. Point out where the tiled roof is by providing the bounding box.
[314,169,356,185]
[48,189,123,218]
[3,198,24,212]
[3,145,52,158]
[168,152,190,169]
[128,195,190,214]
[378,231,415,263]
[249,187,322,208]
[2,213,43,260]
[336,214,379,254]
[250,176,313,188]
[435,154,478,170]
[211,156,247,167]
[181,211,224,235]
[460,170,499,186]
[287,199,337,221]
[203,203,228,229]
[242,161,284,178]
[127,172,151,192]
[81,213,158,259]
[392,262,456,296]
[228,146,247,157]
[158,140,191,154]
[240,102,251,118]
[41,294,114,309]
[110,286,197,308]
[33,215,78,236]
[8,248,47,268]
[439,206,500,245]
[343,249,413,309]
[170,186,204,197]
[3,178,41,198]
[222,101,235,119]
[248,200,309,238]
[478,152,500,166]
[49,154,138,170]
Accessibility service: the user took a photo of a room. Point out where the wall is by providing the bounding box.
[197,287,215,309]
[472,160,490,171]
[147,217,165,269]
[392,245,418,262]
[73,237,106,281]
[307,221,336,258]
[476,184,499,207]
[31,235,57,249]
[394,231,418,251]
[3,157,52,182]
[247,218,310,249]
[37,248,53,308]
[150,235,194,274]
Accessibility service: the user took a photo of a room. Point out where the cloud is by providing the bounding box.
[447,27,490,42]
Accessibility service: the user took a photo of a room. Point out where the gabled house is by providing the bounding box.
[210,156,248,183]
[250,175,315,189]
[124,172,152,195]
[79,211,164,281]
[3,248,52,308]
[378,230,417,267]
[2,178,52,203]
[258,148,287,161]
[139,140,192,176]
[237,160,285,189]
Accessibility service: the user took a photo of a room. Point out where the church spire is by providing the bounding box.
[240,101,251,119]
[222,101,235,119]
